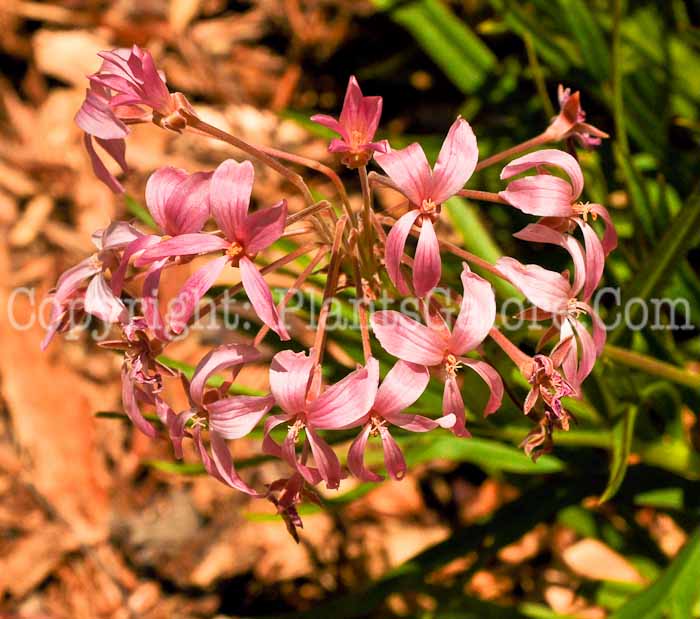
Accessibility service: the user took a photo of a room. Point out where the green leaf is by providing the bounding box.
[610,527,700,619]
[375,0,496,94]
[124,194,157,229]
[599,404,638,503]
[557,0,609,80]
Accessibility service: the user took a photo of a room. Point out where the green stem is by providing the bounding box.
[611,0,629,154]
[604,344,700,389]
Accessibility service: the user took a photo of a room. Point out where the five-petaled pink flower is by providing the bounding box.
[41,222,143,349]
[374,117,478,297]
[347,360,455,482]
[371,264,503,437]
[136,159,289,339]
[263,350,379,489]
[76,45,191,192]
[547,85,609,150]
[311,75,389,168]
[500,149,617,301]
[496,225,605,390]
[174,344,275,495]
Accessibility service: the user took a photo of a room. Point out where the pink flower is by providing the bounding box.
[41,222,143,349]
[500,149,617,300]
[311,76,389,168]
[496,226,606,390]
[136,159,289,338]
[347,360,454,482]
[374,118,478,296]
[263,350,379,489]
[370,264,503,436]
[169,344,274,495]
[265,473,321,543]
[547,85,609,150]
[76,46,192,192]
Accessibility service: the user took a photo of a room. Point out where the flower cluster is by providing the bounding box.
[46,46,615,538]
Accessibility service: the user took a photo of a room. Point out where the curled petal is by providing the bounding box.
[75,88,129,140]
[111,234,160,295]
[306,426,343,490]
[413,218,441,297]
[449,264,496,355]
[385,209,420,295]
[308,357,379,429]
[310,114,349,141]
[500,149,584,201]
[431,117,478,204]
[500,175,575,217]
[211,159,254,241]
[575,219,605,300]
[590,204,618,255]
[136,233,229,266]
[374,360,430,417]
[460,358,504,416]
[348,424,383,482]
[121,367,157,438]
[83,134,125,193]
[239,256,289,340]
[374,143,432,206]
[383,409,455,432]
[154,398,195,459]
[496,257,571,314]
[370,310,447,366]
[269,349,315,415]
[167,255,228,334]
[189,342,262,407]
[195,428,260,496]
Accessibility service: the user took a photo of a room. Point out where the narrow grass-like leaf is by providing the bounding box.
[557,0,609,80]
[599,404,638,503]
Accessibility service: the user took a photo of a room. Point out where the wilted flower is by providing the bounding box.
[547,85,609,150]
[311,75,389,168]
[347,360,454,481]
[76,45,193,192]
[375,118,478,296]
[371,264,503,436]
[137,159,289,338]
[263,350,379,489]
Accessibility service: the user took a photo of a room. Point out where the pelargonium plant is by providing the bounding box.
[44,45,615,540]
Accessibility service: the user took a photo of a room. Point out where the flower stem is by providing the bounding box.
[488,327,532,371]
[457,189,509,204]
[474,132,551,172]
[604,344,700,390]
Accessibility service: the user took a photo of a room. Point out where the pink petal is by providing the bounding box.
[242,200,287,254]
[83,134,125,193]
[239,256,290,340]
[167,255,228,334]
[75,88,129,140]
[449,264,496,355]
[305,426,343,489]
[97,221,143,251]
[460,358,504,416]
[413,218,441,297]
[121,368,157,438]
[210,159,254,242]
[207,394,275,439]
[307,357,380,429]
[142,262,167,340]
[84,273,126,323]
[590,204,618,254]
[430,117,478,204]
[383,410,456,432]
[370,310,447,366]
[443,376,470,437]
[189,343,262,407]
[205,429,260,496]
[338,75,363,130]
[580,303,606,355]
[500,148,584,200]
[269,349,315,414]
[154,398,195,459]
[53,256,102,303]
[161,171,212,236]
[574,220,605,300]
[145,167,193,233]
[348,424,383,482]
[514,223,587,298]
[496,257,571,314]
[379,426,407,480]
[385,209,420,295]
[570,317,596,386]
[374,143,432,206]
[111,234,160,295]
[135,233,228,266]
[310,114,349,141]
[500,175,575,217]
[373,360,430,417]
